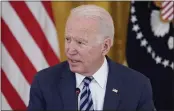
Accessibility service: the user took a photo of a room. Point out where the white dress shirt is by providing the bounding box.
[75,57,108,110]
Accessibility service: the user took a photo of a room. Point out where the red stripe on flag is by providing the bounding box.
[1,69,27,110]
[10,1,59,66]
[1,19,37,84]
[41,1,55,24]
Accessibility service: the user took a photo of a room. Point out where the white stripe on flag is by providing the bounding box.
[162,2,173,14]
[2,2,49,71]
[162,7,173,20]
[162,1,170,7]
[2,44,30,106]
[26,1,60,57]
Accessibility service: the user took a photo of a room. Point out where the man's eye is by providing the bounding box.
[77,41,83,44]
[66,38,71,42]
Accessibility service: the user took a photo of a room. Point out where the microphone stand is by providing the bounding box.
[76,88,80,111]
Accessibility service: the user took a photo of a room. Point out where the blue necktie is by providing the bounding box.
[80,77,94,111]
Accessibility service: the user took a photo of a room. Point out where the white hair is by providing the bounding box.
[69,5,115,45]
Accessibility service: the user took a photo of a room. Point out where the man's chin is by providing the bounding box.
[69,66,84,74]
[69,65,79,72]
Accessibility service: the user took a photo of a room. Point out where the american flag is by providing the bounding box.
[161,0,174,21]
[1,1,60,110]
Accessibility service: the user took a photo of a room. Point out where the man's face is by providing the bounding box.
[65,16,104,75]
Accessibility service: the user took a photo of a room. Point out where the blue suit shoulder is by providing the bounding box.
[110,60,150,84]
[33,61,69,86]
[28,61,69,110]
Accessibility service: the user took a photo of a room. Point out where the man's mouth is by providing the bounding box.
[71,60,78,63]
[69,59,80,63]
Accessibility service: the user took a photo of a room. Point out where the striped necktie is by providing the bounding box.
[80,77,94,111]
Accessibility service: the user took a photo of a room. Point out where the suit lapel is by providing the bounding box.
[103,57,122,110]
[59,64,77,110]
[58,57,122,110]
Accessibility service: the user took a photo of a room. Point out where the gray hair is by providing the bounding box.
[69,5,115,45]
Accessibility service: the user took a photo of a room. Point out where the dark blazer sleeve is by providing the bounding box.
[27,74,45,110]
[137,79,156,111]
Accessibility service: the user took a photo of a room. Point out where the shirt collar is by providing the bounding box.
[75,57,108,89]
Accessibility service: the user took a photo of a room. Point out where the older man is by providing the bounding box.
[28,5,155,111]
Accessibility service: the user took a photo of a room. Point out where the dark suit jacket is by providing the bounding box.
[28,57,155,111]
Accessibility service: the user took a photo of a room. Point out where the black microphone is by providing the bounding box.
[76,88,80,110]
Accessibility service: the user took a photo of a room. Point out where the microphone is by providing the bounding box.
[75,88,80,110]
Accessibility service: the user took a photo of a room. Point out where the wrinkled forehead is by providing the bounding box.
[65,16,100,37]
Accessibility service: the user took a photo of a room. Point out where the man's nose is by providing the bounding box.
[67,41,77,55]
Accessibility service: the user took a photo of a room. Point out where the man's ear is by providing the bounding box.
[101,38,112,56]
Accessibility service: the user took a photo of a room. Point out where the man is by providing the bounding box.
[28,5,155,110]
